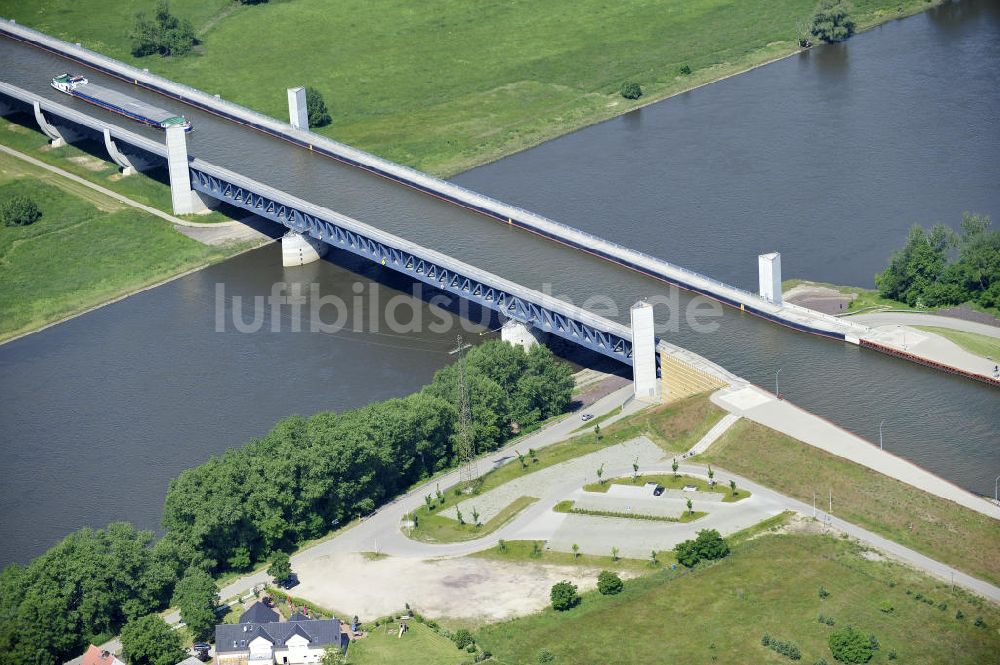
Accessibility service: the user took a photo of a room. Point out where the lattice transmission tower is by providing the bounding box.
[453,335,478,489]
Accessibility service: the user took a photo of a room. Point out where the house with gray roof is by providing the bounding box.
[215,601,341,665]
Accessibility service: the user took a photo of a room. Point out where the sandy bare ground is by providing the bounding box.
[783,283,855,314]
[295,552,606,622]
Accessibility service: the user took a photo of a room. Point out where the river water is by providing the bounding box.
[0,1,997,565]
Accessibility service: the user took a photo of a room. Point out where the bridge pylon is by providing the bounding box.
[630,300,660,402]
[500,319,546,350]
[165,125,215,215]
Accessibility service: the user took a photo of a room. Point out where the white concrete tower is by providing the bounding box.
[287,87,309,130]
[758,252,782,304]
[281,231,328,267]
[630,300,660,401]
[165,125,211,215]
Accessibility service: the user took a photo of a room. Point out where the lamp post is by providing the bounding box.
[995,474,1000,503]
[879,420,885,451]
[775,367,782,399]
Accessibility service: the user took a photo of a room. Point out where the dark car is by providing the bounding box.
[279,572,300,590]
[653,485,665,497]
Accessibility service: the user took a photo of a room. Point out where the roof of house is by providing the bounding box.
[80,645,125,665]
[239,600,279,624]
[287,611,310,622]
[215,615,340,654]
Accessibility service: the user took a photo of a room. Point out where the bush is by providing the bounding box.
[597,570,623,596]
[819,585,830,599]
[955,609,964,620]
[878,600,893,614]
[452,629,474,650]
[130,1,196,57]
[817,613,835,626]
[828,625,875,663]
[762,633,801,660]
[550,580,580,611]
[619,82,643,100]
[1,195,41,227]
[810,0,856,43]
[674,529,730,568]
[306,87,332,128]
[974,616,986,628]
[679,64,692,75]
[537,649,555,663]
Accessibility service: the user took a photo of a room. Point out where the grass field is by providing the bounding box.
[0,150,234,341]
[583,472,751,502]
[476,532,1000,665]
[0,0,945,176]
[915,326,1000,360]
[701,419,1000,586]
[1,116,236,222]
[347,620,465,665]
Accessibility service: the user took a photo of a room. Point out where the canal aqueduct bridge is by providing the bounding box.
[8,19,995,391]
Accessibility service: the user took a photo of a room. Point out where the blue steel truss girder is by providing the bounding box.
[190,167,634,364]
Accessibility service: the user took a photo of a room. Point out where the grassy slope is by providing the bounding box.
[0,0,943,177]
[782,279,1000,321]
[476,533,1000,665]
[914,326,1000,360]
[0,150,230,340]
[408,496,537,544]
[701,419,1000,586]
[347,621,465,665]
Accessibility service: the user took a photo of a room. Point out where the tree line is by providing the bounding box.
[875,214,998,310]
[0,340,573,664]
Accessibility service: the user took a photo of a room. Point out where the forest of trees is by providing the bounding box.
[875,214,999,310]
[0,341,574,664]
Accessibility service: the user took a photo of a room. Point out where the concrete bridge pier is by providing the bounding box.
[165,125,214,215]
[281,231,328,267]
[501,319,547,350]
[287,87,308,131]
[758,252,782,304]
[630,300,661,402]
[102,128,136,176]
[32,101,66,147]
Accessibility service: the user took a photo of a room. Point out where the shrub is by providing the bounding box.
[537,649,555,663]
[828,625,875,663]
[878,600,893,614]
[810,0,856,43]
[619,82,643,100]
[974,616,986,628]
[550,581,580,611]
[679,64,692,75]
[762,634,801,660]
[306,87,332,127]
[817,613,835,626]
[597,571,623,596]
[452,629,474,650]
[1,195,41,227]
[129,1,196,57]
[819,585,830,599]
[674,529,730,568]
[955,609,964,620]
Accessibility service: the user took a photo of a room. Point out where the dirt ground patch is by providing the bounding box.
[784,283,855,315]
[294,552,608,623]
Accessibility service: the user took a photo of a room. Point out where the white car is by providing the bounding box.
[580,413,594,421]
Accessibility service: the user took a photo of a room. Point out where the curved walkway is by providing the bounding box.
[853,311,1000,338]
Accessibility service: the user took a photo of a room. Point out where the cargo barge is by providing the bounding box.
[50,73,191,131]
